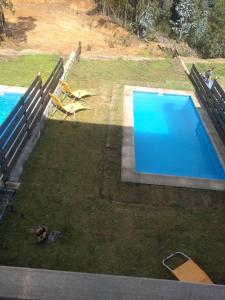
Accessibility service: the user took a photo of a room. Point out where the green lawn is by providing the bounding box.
[0,59,225,284]
[0,55,59,86]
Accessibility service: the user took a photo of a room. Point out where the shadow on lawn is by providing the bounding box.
[1,117,225,284]
[6,16,37,43]
[33,117,225,210]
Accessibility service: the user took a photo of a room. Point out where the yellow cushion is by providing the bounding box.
[172,259,213,284]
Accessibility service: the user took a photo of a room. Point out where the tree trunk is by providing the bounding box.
[132,0,138,24]
[0,5,6,35]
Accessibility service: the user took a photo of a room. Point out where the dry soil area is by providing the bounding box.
[2,0,163,57]
[1,1,225,63]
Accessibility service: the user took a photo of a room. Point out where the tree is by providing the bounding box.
[133,1,161,39]
[97,0,161,38]
[96,0,224,58]
[198,0,225,58]
[170,0,194,41]
[0,0,14,35]
[188,0,208,46]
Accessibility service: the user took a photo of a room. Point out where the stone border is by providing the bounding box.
[0,85,27,94]
[81,54,165,61]
[122,86,225,190]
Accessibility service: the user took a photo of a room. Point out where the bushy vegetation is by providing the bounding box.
[96,0,225,58]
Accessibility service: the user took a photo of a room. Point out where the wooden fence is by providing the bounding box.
[0,57,64,182]
[189,64,225,145]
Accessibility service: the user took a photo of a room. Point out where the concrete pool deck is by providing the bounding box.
[122,86,225,190]
[0,85,27,94]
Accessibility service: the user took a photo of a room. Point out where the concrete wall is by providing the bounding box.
[0,266,224,300]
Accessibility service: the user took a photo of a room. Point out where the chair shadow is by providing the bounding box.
[6,16,37,43]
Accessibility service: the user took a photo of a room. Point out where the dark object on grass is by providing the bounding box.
[36,225,48,243]
[46,230,63,245]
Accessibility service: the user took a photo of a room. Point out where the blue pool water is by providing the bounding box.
[0,92,22,126]
[133,91,225,180]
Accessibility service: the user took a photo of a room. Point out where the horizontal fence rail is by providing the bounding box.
[189,64,225,145]
[0,57,64,182]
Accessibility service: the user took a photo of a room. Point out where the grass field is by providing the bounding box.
[0,58,225,284]
[0,55,59,86]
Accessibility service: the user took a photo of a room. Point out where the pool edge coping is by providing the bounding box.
[121,85,225,191]
[0,85,27,94]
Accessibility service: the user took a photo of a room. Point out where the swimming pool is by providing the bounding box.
[134,91,225,180]
[0,92,23,126]
[122,86,225,190]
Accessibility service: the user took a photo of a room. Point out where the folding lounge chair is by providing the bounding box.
[49,93,91,123]
[60,80,95,101]
[162,252,213,284]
